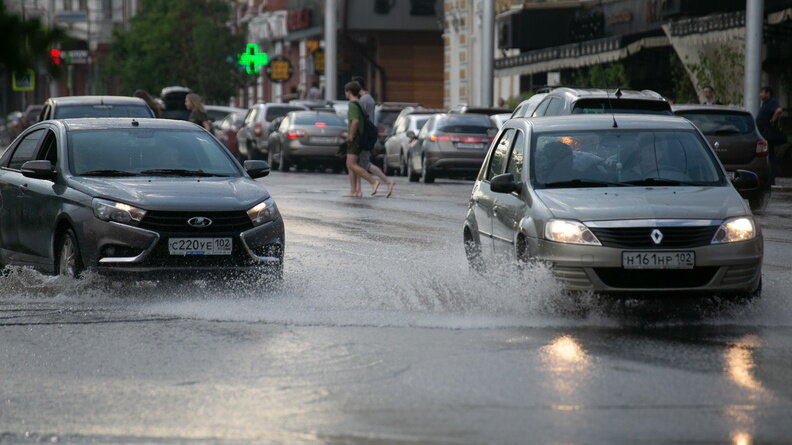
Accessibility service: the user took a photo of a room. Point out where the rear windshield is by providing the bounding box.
[376,110,400,128]
[438,116,493,134]
[675,111,755,136]
[56,105,154,119]
[265,106,304,121]
[572,99,672,115]
[293,113,345,126]
[67,129,240,177]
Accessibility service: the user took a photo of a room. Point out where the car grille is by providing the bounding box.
[589,226,719,249]
[138,211,253,233]
[594,267,718,289]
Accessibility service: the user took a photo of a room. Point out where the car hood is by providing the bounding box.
[534,186,747,222]
[68,176,269,211]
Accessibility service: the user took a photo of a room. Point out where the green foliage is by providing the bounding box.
[506,91,533,109]
[570,62,630,89]
[686,44,744,105]
[0,0,66,77]
[667,52,697,104]
[104,0,243,103]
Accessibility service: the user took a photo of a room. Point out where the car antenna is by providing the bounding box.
[606,87,618,128]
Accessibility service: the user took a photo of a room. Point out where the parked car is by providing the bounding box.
[205,105,246,123]
[213,112,246,160]
[373,102,419,167]
[159,86,191,120]
[510,93,547,118]
[237,103,308,161]
[491,113,512,129]
[289,99,330,110]
[38,96,155,121]
[673,104,771,211]
[0,118,283,277]
[382,112,433,176]
[406,113,496,183]
[464,114,762,297]
[0,111,24,147]
[266,111,347,172]
[530,88,672,117]
[21,105,43,129]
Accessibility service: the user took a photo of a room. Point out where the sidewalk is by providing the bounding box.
[773,177,792,191]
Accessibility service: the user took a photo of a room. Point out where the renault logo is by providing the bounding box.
[650,229,663,245]
[187,216,213,228]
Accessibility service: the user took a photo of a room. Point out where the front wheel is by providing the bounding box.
[57,228,83,278]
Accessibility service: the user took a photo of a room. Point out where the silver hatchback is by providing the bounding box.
[463,115,763,296]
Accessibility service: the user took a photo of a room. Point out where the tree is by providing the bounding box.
[686,44,744,105]
[570,62,630,89]
[0,0,66,77]
[104,0,243,103]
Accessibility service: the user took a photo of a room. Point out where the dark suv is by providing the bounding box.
[530,88,672,117]
[674,104,771,211]
[39,96,155,121]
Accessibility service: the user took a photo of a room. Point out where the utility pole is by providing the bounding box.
[48,0,58,98]
[324,0,337,101]
[481,0,494,107]
[744,0,763,115]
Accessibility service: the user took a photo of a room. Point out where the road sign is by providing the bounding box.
[237,43,268,75]
[56,11,87,22]
[266,56,293,83]
[12,70,35,92]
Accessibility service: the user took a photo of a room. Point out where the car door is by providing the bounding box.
[384,116,405,167]
[0,127,46,261]
[492,129,528,260]
[17,128,63,264]
[471,128,515,257]
[409,117,434,173]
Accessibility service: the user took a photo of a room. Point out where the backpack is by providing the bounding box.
[352,101,378,151]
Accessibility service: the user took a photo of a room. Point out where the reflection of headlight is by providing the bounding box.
[247,197,278,226]
[712,217,756,244]
[92,198,146,225]
[544,219,601,245]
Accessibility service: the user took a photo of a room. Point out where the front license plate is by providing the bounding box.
[168,238,232,256]
[457,143,484,149]
[312,136,337,144]
[622,251,695,269]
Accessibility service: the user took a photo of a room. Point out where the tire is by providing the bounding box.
[749,189,770,213]
[464,230,484,273]
[56,228,83,278]
[421,156,435,184]
[407,155,420,182]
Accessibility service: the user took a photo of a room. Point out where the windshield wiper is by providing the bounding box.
[79,169,138,177]
[139,169,226,177]
[542,179,630,188]
[622,177,709,186]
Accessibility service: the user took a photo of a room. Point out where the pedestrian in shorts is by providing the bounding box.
[351,76,395,197]
[343,81,380,197]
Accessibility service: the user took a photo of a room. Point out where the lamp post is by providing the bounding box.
[324,0,337,101]
[744,0,763,115]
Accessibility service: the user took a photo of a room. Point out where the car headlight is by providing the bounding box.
[544,219,601,245]
[712,217,756,244]
[247,197,278,226]
[92,198,146,225]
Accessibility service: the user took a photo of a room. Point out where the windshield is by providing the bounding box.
[67,129,241,177]
[293,113,345,126]
[676,111,755,136]
[438,116,493,134]
[265,106,304,121]
[572,99,672,115]
[56,105,154,119]
[531,129,725,188]
[375,110,400,129]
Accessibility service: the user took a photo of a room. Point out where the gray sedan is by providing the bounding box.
[0,118,284,277]
[266,111,347,172]
[464,114,763,296]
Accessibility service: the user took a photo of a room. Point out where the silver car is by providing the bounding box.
[266,111,347,172]
[464,114,763,296]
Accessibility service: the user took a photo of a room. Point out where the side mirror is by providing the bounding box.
[490,173,522,194]
[406,130,416,139]
[20,160,56,180]
[244,160,270,179]
[731,169,759,191]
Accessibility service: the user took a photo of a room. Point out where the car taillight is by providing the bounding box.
[253,122,262,137]
[286,129,306,139]
[756,139,768,157]
[314,122,326,127]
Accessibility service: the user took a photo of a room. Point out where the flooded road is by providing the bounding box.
[2,171,792,444]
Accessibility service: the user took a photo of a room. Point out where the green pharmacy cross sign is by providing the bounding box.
[238,43,269,75]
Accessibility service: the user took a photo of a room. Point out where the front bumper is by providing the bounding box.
[85,218,285,274]
[527,236,763,294]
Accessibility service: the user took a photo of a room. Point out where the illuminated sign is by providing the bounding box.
[312,50,324,75]
[237,43,269,75]
[265,56,293,83]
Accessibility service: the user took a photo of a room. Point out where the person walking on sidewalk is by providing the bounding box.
[352,76,395,197]
[343,81,380,198]
[756,86,785,185]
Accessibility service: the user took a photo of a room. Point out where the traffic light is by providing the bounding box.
[49,49,62,65]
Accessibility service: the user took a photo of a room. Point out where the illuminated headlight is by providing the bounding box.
[712,217,756,244]
[92,198,146,224]
[544,219,601,245]
[247,197,278,226]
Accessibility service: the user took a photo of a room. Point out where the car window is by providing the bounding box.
[486,129,515,181]
[265,106,305,121]
[533,99,551,117]
[37,130,58,165]
[54,105,154,119]
[244,108,257,126]
[411,117,429,131]
[675,111,755,136]
[292,113,345,126]
[544,98,564,116]
[531,129,724,188]
[419,117,433,138]
[506,130,525,180]
[8,129,45,169]
[279,118,290,132]
[572,99,672,115]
